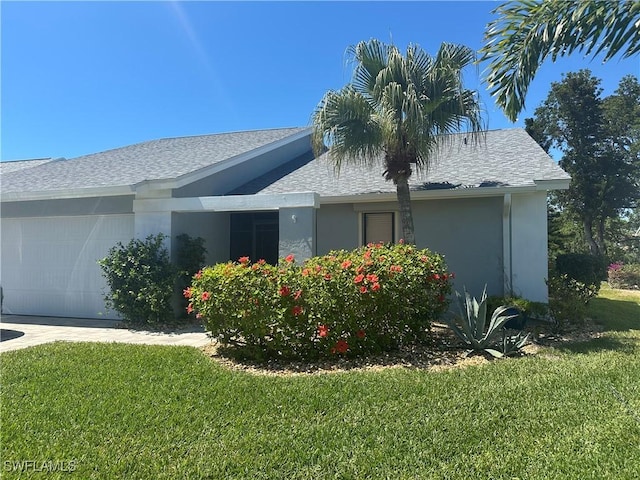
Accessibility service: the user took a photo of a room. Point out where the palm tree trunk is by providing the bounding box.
[395,176,415,244]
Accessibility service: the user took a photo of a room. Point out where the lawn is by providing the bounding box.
[1,288,639,479]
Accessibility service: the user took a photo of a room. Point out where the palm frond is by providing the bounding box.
[481,0,640,121]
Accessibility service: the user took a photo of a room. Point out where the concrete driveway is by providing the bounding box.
[0,315,211,353]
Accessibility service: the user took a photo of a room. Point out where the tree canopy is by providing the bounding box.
[527,71,640,258]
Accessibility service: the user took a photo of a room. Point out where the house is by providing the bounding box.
[0,127,570,319]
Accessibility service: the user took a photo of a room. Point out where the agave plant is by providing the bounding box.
[446,286,523,358]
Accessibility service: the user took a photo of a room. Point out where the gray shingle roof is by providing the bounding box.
[232,129,570,197]
[1,128,307,195]
[0,158,52,175]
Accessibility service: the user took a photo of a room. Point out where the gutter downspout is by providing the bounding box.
[503,193,512,297]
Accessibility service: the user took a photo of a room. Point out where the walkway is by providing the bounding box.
[0,315,211,353]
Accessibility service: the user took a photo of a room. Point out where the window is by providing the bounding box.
[363,212,395,245]
[230,212,279,265]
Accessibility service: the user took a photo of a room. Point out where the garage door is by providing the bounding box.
[1,215,134,319]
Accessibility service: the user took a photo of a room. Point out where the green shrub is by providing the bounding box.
[608,263,640,290]
[99,234,177,325]
[175,234,207,318]
[546,273,598,327]
[555,253,605,294]
[486,295,549,321]
[186,243,452,360]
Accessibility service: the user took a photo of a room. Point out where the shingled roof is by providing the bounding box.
[231,128,570,197]
[0,127,307,197]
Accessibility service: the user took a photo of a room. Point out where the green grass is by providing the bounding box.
[2,288,639,479]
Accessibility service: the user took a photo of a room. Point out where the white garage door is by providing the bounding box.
[1,215,134,319]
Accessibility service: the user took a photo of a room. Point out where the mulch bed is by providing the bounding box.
[200,321,604,377]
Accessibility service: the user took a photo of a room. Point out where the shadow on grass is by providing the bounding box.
[588,297,640,332]
[556,335,639,355]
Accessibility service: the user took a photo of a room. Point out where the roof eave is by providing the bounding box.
[317,183,561,205]
[0,185,135,202]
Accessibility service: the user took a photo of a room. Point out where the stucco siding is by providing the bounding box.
[412,197,504,298]
[510,192,549,302]
[316,204,359,254]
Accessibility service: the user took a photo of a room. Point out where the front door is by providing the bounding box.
[230,212,279,265]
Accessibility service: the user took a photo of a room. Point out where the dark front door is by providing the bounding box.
[230,212,279,265]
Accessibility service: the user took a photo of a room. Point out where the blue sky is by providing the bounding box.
[2,1,639,161]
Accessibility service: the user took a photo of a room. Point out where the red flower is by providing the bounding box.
[390,265,403,273]
[292,305,303,316]
[398,239,405,244]
[238,256,250,264]
[201,291,210,301]
[302,268,311,277]
[251,264,259,270]
[279,285,291,297]
[334,340,349,354]
[366,274,379,283]
[186,304,193,314]
[420,255,428,262]
[433,274,441,281]
[354,274,365,284]
[285,254,295,263]
[341,260,352,269]
[356,266,365,274]
[438,294,446,303]
[450,272,456,278]
[360,286,368,294]
[258,259,266,265]
[371,282,381,292]
[194,270,202,279]
[324,273,332,281]
[356,329,366,339]
[315,265,322,272]
[195,313,202,319]
[318,324,329,337]
[378,256,386,262]
[363,250,372,259]
[183,288,192,299]
[294,289,303,300]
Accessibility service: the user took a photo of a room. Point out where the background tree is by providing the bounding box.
[527,71,640,258]
[312,39,484,244]
[481,0,640,121]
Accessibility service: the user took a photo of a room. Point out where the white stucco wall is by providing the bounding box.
[509,192,549,302]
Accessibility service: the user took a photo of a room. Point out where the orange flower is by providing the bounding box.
[341,260,352,269]
[238,256,250,264]
[201,291,210,301]
[194,270,202,279]
[285,254,295,263]
[183,288,192,299]
[186,304,193,314]
[371,282,381,292]
[354,274,365,284]
[366,274,379,283]
[334,340,349,354]
[318,324,329,337]
[360,286,368,294]
[279,285,291,296]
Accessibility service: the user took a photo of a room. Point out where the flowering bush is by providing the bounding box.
[608,263,640,290]
[187,243,452,360]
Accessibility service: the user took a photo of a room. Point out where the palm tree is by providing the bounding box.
[312,39,484,244]
[481,0,640,122]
